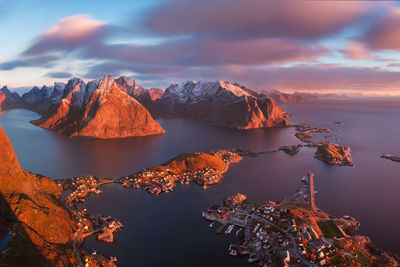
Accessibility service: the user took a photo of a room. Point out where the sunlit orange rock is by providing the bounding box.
[32,75,165,139]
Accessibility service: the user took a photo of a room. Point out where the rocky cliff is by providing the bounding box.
[31,76,165,139]
[155,81,288,129]
[0,86,22,111]
[0,127,77,266]
[314,142,354,166]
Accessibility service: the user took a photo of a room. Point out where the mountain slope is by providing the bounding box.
[21,83,66,114]
[31,76,165,138]
[156,81,288,129]
[0,127,77,266]
[115,76,164,113]
[0,86,22,111]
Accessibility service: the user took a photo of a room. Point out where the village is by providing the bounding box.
[202,173,371,267]
[56,176,123,266]
[118,150,242,195]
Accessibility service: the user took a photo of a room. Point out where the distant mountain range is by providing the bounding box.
[0,76,290,138]
[266,89,346,104]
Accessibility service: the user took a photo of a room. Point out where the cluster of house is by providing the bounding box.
[120,169,179,195]
[203,199,349,267]
[83,253,117,267]
[96,218,124,243]
[63,176,102,206]
[120,150,242,195]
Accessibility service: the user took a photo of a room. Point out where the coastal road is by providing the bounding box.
[65,202,84,267]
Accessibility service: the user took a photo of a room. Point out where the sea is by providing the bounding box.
[0,99,399,266]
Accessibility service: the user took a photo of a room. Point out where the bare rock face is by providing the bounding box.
[0,86,22,111]
[0,127,77,266]
[314,142,354,166]
[115,76,164,113]
[0,92,6,113]
[31,76,165,139]
[156,81,288,129]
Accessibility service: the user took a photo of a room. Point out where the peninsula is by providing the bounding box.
[202,172,399,266]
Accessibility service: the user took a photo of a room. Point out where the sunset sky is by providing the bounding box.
[1,0,400,95]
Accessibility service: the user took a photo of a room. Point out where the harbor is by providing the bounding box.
[201,173,390,266]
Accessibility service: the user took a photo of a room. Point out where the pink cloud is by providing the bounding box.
[147,0,372,40]
[364,8,400,51]
[82,38,326,67]
[24,14,107,56]
[43,14,105,42]
[343,42,372,60]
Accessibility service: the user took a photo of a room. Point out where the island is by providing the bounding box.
[294,123,331,143]
[381,154,400,163]
[118,150,242,193]
[314,142,354,167]
[202,172,399,266]
[293,123,354,167]
[31,76,165,139]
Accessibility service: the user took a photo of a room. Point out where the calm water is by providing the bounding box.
[0,100,399,266]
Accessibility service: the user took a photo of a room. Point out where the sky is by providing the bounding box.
[1,0,400,95]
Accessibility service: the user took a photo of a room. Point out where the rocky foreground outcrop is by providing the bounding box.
[0,127,77,266]
[31,76,165,139]
[155,81,289,129]
[314,142,354,166]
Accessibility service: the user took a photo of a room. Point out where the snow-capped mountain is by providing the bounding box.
[31,75,165,139]
[156,81,288,129]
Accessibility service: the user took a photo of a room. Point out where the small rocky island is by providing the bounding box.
[314,142,354,166]
[381,154,400,163]
[203,173,399,266]
[292,122,354,167]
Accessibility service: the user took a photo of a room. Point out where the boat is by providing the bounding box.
[209,221,214,228]
[229,249,238,256]
[215,224,226,234]
[225,224,234,234]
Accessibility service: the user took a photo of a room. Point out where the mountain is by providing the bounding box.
[267,89,309,104]
[155,81,288,129]
[21,83,66,114]
[0,86,22,111]
[115,76,164,113]
[0,126,77,265]
[31,76,165,139]
[267,89,346,104]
